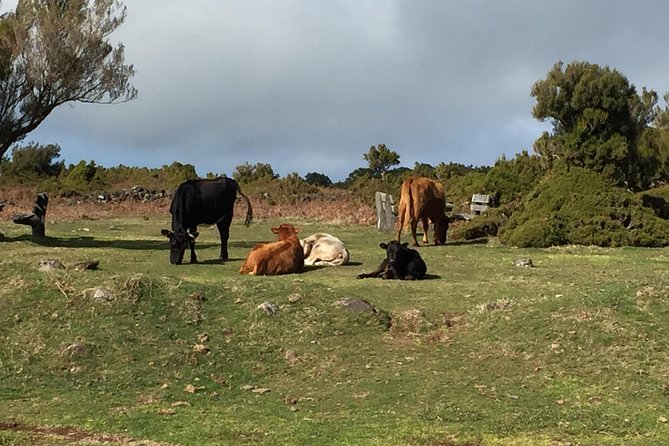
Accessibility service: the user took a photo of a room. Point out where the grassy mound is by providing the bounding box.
[499,167,669,247]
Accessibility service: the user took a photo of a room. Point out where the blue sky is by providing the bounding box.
[2,0,668,181]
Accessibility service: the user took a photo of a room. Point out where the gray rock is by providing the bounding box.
[337,298,377,313]
[93,287,114,302]
[257,301,279,315]
[73,260,100,271]
[513,258,534,268]
[38,259,65,272]
[61,342,88,359]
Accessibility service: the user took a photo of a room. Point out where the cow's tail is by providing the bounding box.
[236,182,253,227]
[407,179,416,224]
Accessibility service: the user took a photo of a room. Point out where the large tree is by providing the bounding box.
[364,143,400,179]
[0,0,136,158]
[531,61,662,190]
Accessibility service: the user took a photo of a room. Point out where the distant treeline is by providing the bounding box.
[4,61,669,247]
[0,141,495,207]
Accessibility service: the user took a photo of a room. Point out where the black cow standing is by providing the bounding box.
[357,240,427,280]
[161,177,253,264]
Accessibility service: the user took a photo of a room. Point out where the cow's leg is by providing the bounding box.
[410,218,420,246]
[216,214,233,260]
[188,226,198,263]
[421,217,429,244]
[381,267,397,280]
[188,238,198,263]
[357,260,389,279]
[396,205,406,242]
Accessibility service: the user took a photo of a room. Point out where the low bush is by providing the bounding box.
[442,171,486,212]
[240,173,320,205]
[640,185,669,219]
[449,210,504,240]
[499,167,669,247]
[347,175,398,204]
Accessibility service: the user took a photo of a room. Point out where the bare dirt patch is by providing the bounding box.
[0,421,178,445]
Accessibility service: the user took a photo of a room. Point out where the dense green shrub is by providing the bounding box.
[159,162,198,188]
[59,160,101,193]
[240,172,319,205]
[443,171,486,211]
[0,143,64,182]
[233,162,277,184]
[449,211,503,241]
[483,151,546,205]
[640,186,669,219]
[304,172,333,187]
[499,167,669,247]
[347,174,398,204]
[276,172,319,198]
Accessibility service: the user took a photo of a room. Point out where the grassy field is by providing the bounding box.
[1,215,669,445]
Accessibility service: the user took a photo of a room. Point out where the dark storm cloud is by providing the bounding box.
[4,0,669,180]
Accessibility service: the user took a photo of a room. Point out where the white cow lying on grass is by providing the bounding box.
[300,233,350,266]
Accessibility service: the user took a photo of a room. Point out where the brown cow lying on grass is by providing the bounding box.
[239,224,305,275]
[300,233,350,266]
[396,176,449,246]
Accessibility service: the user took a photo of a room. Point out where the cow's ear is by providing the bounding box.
[271,227,279,234]
[294,227,301,234]
[401,242,409,248]
[379,242,388,250]
[190,231,199,240]
[161,229,172,238]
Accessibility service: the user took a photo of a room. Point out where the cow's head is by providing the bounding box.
[380,240,409,267]
[161,229,198,265]
[271,223,300,241]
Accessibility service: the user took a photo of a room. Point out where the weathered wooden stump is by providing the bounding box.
[12,192,49,238]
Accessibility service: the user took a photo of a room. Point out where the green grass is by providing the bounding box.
[2,216,669,445]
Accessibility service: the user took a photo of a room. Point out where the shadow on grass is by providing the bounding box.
[228,240,276,249]
[354,273,442,280]
[0,234,218,251]
[196,258,246,265]
[445,238,489,247]
[383,237,489,249]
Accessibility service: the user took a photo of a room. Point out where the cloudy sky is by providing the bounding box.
[2,1,668,181]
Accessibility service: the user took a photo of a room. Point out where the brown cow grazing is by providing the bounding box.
[239,224,305,275]
[396,176,449,246]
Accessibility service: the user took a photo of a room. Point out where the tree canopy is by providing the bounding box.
[232,162,277,184]
[531,61,668,190]
[1,141,63,180]
[363,144,400,179]
[0,0,137,158]
[304,171,333,187]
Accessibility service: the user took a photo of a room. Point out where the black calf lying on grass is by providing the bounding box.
[357,241,427,280]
